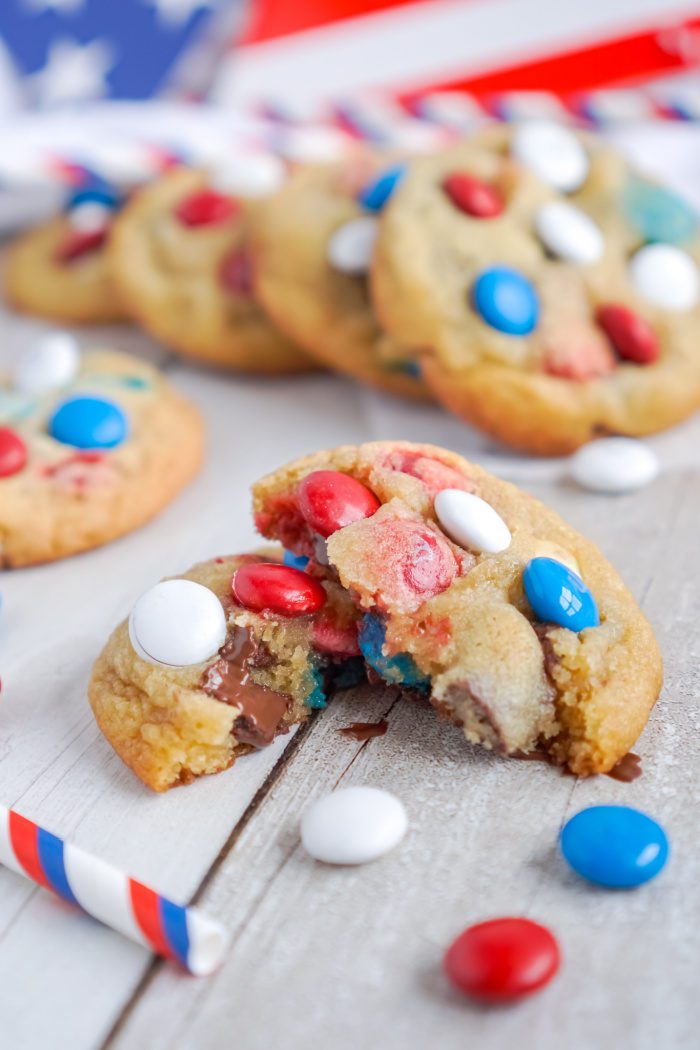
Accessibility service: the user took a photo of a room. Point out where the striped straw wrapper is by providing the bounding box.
[0,804,228,976]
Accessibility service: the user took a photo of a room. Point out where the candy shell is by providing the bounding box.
[595,304,659,365]
[444,918,560,1002]
[535,201,604,264]
[68,201,112,233]
[358,164,406,212]
[55,229,106,264]
[174,189,238,228]
[560,805,669,888]
[442,172,503,218]
[0,426,27,478]
[13,332,80,395]
[435,489,511,554]
[129,579,227,668]
[524,557,599,631]
[622,176,697,245]
[300,786,408,865]
[629,244,699,311]
[327,217,378,274]
[232,562,326,617]
[209,153,286,198]
[570,438,659,494]
[283,550,310,570]
[48,396,128,450]
[472,267,539,336]
[67,185,119,211]
[512,122,588,192]
[358,613,430,689]
[297,470,380,537]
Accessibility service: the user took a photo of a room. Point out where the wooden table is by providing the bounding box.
[2,124,700,1048]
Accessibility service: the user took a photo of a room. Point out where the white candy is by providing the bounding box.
[300,786,407,865]
[534,201,604,264]
[327,217,378,274]
[629,244,699,311]
[512,121,589,192]
[209,153,286,198]
[68,201,112,233]
[13,331,80,394]
[570,438,659,494]
[128,580,227,668]
[434,489,511,554]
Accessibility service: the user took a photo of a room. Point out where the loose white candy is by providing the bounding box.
[209,153,286,198]
[13,331,80,394]
[512,121,589,192]
[434,489,511,554]
[300,786,407,865]
[534,201,604,264]
[68,201,112,233]
[327,217,378,274]
[570,438,659,494]
[128,579,227,668]
[629,244,699,311]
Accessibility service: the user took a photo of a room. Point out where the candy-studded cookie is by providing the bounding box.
[108,165,314,374]
[89,550,365,790]
[371,124,700,453]
[253,441,662,775]
[250,156,431,399]
[5,180,126,324]
[0,338,203,565]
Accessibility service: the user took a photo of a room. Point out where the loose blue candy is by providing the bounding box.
[358,613,430,690]
[358,164,406,212]
[561,805,669,888]
[524,557,599,632]
[622,176,697,245]
[48,396,128,450]
[283,550,310,570]
[472,267,539,335]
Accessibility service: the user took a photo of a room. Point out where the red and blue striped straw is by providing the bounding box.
[0,804,227,976]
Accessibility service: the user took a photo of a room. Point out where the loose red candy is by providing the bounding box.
[443,173,504,219]
[174,189,238,228]
[219,246,253,296]
[444,918,560,1002]
[55,228,107,264]
[297,470,380,538]
[232,563,326,617]
[0,427,28,477]
[596,304,659,365]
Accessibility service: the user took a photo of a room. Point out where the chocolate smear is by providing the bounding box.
[606,752,642,783]
[338,719,388,741]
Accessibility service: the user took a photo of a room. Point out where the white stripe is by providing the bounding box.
[214,0,699,108]
[63,843,147,949]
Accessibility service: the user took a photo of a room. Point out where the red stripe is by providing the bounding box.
[399,17,700,101]
[129,880,174,960]
[239,0,429,45]
[8,812,51,890]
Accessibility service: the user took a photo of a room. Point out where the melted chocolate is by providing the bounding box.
[606,752,642,783]
[200,625,289,748]
[338,719,388,741]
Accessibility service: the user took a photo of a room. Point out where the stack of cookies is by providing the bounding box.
[5,120,700,456]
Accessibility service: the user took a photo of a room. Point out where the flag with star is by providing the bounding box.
[0,0,231,109]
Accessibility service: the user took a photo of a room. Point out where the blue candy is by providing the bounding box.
[304,666,328,709]
[561,805,669,888]
[48,396,128,450]
[622,176,697,245]
[472,267,539,335]
[283,550,310,570]
[67,186,120,212]
[524,557,599,632]
[358,164,406,212]
[358,613,430,690]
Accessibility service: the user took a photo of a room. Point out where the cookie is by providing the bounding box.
[371,124,700,453]
[5,182,126,324]
[250,155,432,399]
[89,550,365,790]
[108,167,314,374]
[253,441,662,775]
[0,339,203,566]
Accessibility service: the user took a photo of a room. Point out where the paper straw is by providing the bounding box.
[0,805,228,976]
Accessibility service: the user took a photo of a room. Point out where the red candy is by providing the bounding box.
[232,563,326,617]
[596,303,659,365]
[219,246,254,296]
[442,173,504,219]
[444,918,560,1003]
[543,319,616,381]
[381,449,472,495]
[174,189,238,228]
[297,470,380,538]
[312,615,360,656]
[0,427,28,478]
[55,228,107,264]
